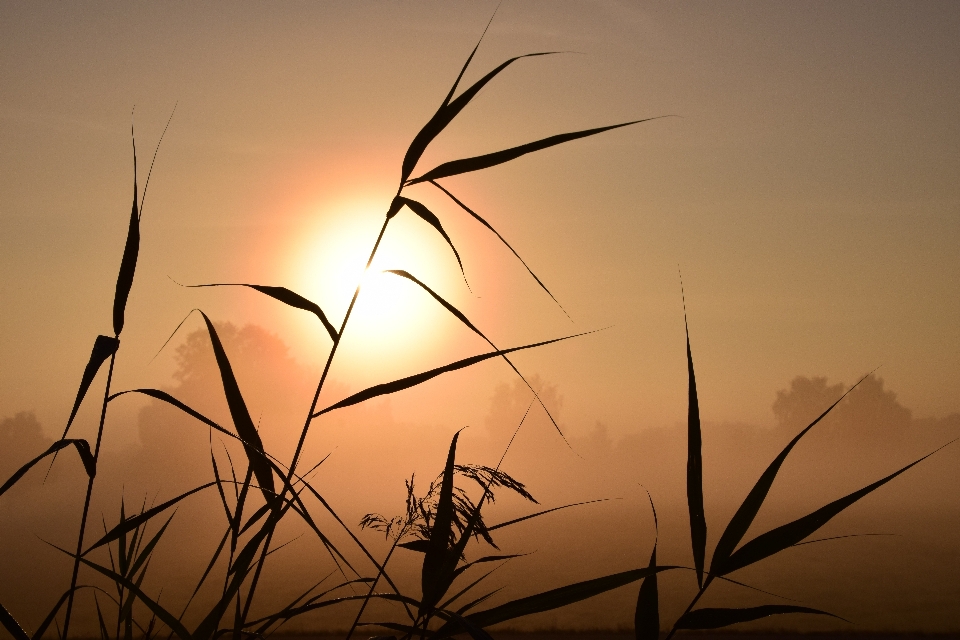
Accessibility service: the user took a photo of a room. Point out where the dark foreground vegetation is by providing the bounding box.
[1,15,955,640]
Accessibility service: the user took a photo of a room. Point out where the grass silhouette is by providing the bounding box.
[0,15,954,640]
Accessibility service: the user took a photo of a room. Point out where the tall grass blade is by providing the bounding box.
[430,181,568,318]
[719,440,956,575]
[126,515,175,579]
[93,595,109,640]
[88,485,213,553]
[62,335,121,434]
[198,312,275,497]
[676,605,840,629]
[113,126,140,337]
[710,373,876,575]
[0,601,30,640]
[314,331,592,417]
[421,431,461,613]
[400,52,559,184]
[1,439,95,497]
[407,117,664,185]
[683,311,706,588]
[182,284,338,343]
[395,199,467,285]
[635,494,659,640]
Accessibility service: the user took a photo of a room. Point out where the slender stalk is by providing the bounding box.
[62,351,118,640]
[238,209,396,629]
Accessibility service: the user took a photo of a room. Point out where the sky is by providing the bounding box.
[0,1,958,635]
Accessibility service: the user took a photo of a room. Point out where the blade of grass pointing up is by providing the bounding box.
[430,181,569,319]
[181,283,338,343]
[406,117,665,185]
[313,331,593,417]
[635,492,659,640]
[61,335,120,435]
[198,311,275,498]
[421,430,462,614]
[400,50,558,184]
[709,372,875,576]
[718,440,956,576]
[113,122,140,337]
[682,292,707,589]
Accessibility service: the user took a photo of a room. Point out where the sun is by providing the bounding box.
[285,195,468,379]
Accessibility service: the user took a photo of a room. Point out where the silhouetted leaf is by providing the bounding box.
[635,494,659,640]
[486,499,608,531]
[62,335,120,435]
[400,50,559,184]
[384,269,569,442]
[314,331,591,417]
[113,128,140,337]
[430,181,568,318]
[93,595,109,640]
[422,431,461,613]
[407,117,664,185]
[684,312,707,588]
[0,601,29,640]
[395,198,467,285]
[719,441,956,575]
[710,373,875,576]
[199,312,275,498]
[108,388,235,440]
[676,605,839,629]
[87,489,204,553]
[437,566,676,635]
[183,283,338,343]
[399,539,432,553]
[1,439,95,497]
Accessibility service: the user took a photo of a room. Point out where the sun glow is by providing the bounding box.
[287,196,468,378]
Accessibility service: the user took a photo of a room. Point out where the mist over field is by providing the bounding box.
[2,323,957,635]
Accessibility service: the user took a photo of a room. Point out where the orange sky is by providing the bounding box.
[2,2,958,441]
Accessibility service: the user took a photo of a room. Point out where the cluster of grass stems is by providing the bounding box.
[0,17,953,640]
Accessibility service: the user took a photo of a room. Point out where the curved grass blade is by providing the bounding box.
[245,593,424,627]
[113,125,140,337]
[198,312,275,497]
[635,493,659,640]
[314,331,593,417]
[401,50,559,184]
[181,283,337,343]
[407,117,665,185]
[437,566,676,635]
[683,303,706,588]
[395,198,467,287]
[93,595,109,640]
[62,335,120,435]
[384,269,568,440]
[1,439,95,497]
[421,431,462,613]
[430,181,569,319]
[676,605,841,629]
[0,601,29,640]
[44,542,191,640]
[108,389,235,440]
[88,491,199,554]
[440,565,505,612]
[486,498,608,532]
[720,440,956,576]
[710,372,877,576]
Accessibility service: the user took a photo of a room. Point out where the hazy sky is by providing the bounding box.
[2,2,958,441]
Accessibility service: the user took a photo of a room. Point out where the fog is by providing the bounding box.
[2,322,957,636]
